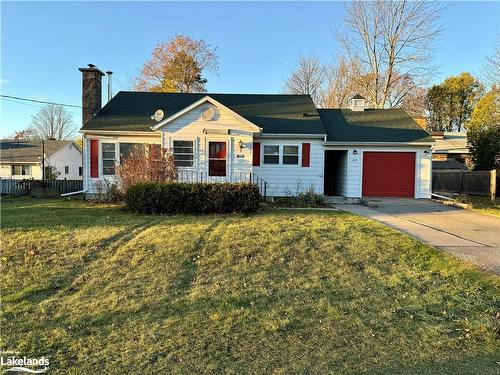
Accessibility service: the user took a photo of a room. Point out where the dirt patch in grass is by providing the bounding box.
[1,197,499,374]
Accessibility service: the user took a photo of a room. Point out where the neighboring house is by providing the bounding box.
[431,132,469,170]
[0,139,83,180]
[79,65,433,199]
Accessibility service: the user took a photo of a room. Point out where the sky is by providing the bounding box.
[1,1,499,137]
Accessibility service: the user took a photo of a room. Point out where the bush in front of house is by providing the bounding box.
[125,182,260,214]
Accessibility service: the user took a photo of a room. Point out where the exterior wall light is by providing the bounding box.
[352,150,358,155]
[239,140,244,151]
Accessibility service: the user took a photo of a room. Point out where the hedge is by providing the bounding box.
[124,182,261,214]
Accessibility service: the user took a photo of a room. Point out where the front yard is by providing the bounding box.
[1,197,499,374]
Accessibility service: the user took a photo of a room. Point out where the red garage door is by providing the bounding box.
[362,152,416,198]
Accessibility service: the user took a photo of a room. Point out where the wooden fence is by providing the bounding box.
[432,170,497,198]
[0,179,83,196]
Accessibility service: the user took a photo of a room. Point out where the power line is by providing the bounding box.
[0,94,82,108]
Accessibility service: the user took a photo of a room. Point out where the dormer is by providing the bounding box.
[350,94,365,112]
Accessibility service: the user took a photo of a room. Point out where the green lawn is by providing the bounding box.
[1,197,499,374]
[455,196,500,217]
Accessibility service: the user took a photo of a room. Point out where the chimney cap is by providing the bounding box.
[79,64,105,76]
[106,71,113,75]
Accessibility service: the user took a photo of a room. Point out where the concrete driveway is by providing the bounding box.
[340,199,500,275]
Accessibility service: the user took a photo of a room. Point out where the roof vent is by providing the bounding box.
[350,94,365,112]
[201,107,216,121]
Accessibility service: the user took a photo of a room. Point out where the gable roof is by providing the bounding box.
[81,92,326,135]
[151,96,262,132]
[318,108,434,143]
[0,140,76,163]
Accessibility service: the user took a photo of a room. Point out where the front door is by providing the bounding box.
[208,142,227,176]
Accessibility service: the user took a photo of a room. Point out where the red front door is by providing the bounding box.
[362,152,416,198]
[209,142,226,176]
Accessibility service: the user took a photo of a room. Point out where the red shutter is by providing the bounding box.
[302,143,310,167]
[252,142,260,166]
[90,139,99,178]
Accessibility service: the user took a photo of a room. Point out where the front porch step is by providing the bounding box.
[324,196,349,205]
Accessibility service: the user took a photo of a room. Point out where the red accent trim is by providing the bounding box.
[301,143,310,167]
[252,142,260,166]
[90,140,99,178]
[362,152,415,198]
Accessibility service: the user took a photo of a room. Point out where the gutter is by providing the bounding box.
[323,141,434,146]
[61,189,87,197]
[257,133,327,139]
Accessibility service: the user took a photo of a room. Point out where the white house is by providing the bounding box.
[79,65,433,199]
[0,139,82,180]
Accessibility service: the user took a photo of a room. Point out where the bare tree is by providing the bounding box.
[338,0,443,108]
[135,35,218,93]
[481,38,500,88]
[28,104,77,140]
[321,56,356,108]
[283,55,326,106]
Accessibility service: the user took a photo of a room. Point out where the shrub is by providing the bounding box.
[116,144,178,194]
[274,186,326,208]
[125,182,260,214]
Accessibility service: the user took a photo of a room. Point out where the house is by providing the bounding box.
[0,139,83,180]
[430,132,469,170]
[79,65,433,199]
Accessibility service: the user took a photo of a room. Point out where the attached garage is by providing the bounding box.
[362,152,416,198]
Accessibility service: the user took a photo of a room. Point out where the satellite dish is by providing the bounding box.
[151,109,164,122]
[201,107,215,121]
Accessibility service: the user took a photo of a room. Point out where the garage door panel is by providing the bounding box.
[362,152,415,198]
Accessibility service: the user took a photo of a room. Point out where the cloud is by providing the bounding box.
[0,78,9,85]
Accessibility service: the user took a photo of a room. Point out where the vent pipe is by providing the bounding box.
[106,71,113,102]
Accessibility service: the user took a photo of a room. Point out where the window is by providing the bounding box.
[283,145,299,165]
[64,166,69,174]
[119,143,145,165]
[78,166,82,176]
[173,140,194,167]
[11,165,31,176]
[263,145,279,164]
[102,143,116,175]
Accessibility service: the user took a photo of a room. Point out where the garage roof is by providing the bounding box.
[318,108,434,143]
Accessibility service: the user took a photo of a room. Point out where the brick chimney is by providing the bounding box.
[79,64,105,126]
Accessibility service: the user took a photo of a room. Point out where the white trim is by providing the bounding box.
[258,133,326,139]
[151,96,262,133]
[80,130,159,136]
[324,141,434,146]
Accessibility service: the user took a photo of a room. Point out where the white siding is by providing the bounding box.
[253,139,324,196]
[326,146,432,199]
[83,134,161,195]
[336,152,348,196]
[162,102,256,180]
[0,164,42,179]
[45,143,82,180]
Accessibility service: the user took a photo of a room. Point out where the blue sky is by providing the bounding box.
[1,1,499,137]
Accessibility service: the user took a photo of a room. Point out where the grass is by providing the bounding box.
[1,197,499,374]
[455,195,500,217]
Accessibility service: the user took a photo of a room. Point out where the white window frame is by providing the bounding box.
[101,142,117,176]
[172,140,194,168]
[11,164,31,176]
[263,145,280,165]
[282,145,299,165]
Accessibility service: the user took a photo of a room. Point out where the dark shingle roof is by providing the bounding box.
[0,140,76,163]
[432,159,468,170]
[81,92,326,135]
[351,94,365,100]
[317,108,434,143]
